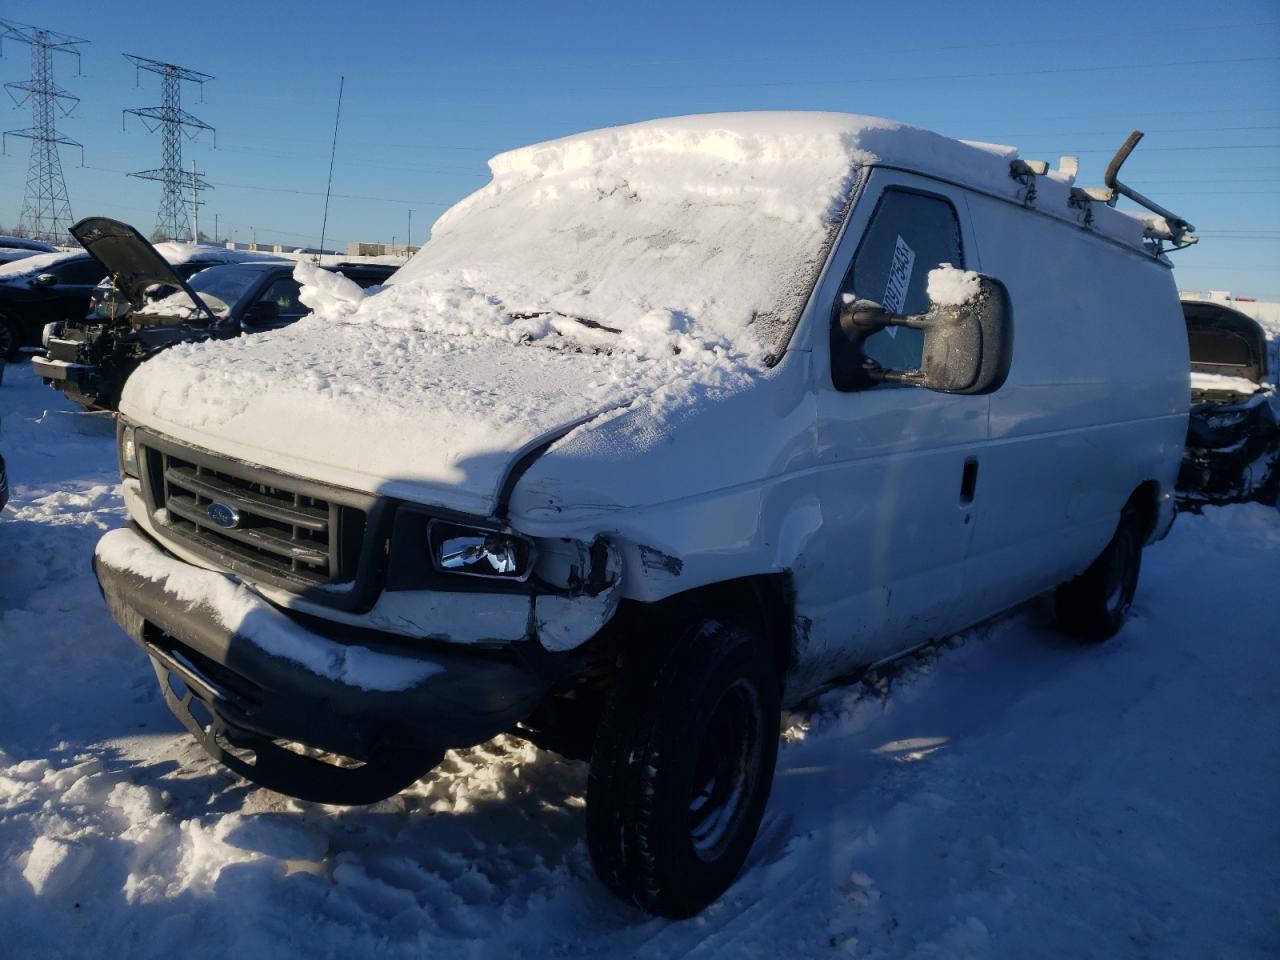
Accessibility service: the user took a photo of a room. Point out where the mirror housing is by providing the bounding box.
[833,274,1013,395]
[33,273,57,287]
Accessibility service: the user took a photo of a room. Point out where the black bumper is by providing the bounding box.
[95,525,560,804]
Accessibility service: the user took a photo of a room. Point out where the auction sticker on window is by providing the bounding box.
[880,235,916,336]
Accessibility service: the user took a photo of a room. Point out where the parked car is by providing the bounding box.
[77,240,290,328]
[32,218,396,411]
[1176,298,1279,505]
[0,235,59,268]
[0,250,106,358]
[92,113,1189,916]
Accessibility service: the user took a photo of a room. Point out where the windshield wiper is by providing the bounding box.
[510,310,621,334]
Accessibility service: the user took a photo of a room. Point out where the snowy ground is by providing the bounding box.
[1,360,1277,960]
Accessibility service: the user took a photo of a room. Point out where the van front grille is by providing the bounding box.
[137,433,379,598]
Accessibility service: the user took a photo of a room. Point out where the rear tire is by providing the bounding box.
[0,318,20,361]
[586,614,780,917]
[1054,505,1143,642]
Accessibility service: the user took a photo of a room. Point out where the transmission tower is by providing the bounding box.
[123,55,214,242]
[0,19,88,243]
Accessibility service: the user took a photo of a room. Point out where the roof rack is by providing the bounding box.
[1099,130,1198,252]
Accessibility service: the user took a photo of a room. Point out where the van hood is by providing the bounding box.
[119,316,754,517]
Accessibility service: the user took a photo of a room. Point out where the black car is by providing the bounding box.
[33,218,396,411]
[0,235,59,268]
[1176,299,1279,506]
[0,251,107,358]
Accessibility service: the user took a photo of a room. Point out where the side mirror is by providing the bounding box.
[833,270,1013,395]
[245,300,279,326]
[33,273,57,287]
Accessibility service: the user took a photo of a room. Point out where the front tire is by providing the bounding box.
[1054,504,1144,642]
[0,318,20,361]
[586,614,780,917]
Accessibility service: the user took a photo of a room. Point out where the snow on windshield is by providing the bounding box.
[136,264,269,319]
[318,113,891,361]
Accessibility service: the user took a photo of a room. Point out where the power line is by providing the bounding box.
[455,54,1280,96]
[0,18,88,242]
[123,54,214,241]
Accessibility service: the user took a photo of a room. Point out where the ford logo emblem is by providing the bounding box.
[207,502,240,529]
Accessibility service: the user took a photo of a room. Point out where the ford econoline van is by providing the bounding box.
[91,113,1190,916]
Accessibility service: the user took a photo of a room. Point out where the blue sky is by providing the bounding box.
[2,0,1277,296]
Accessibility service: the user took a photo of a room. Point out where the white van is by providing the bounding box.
[92,113,1189,916]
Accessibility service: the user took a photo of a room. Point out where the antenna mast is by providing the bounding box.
[317,75,344,262]
[124,54,214,242]
[0,19,88,243]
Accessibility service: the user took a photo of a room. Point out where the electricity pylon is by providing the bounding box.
[124,54,214,242]
[0,19,88,243]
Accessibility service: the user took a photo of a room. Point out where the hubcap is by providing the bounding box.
[688,680,759,862]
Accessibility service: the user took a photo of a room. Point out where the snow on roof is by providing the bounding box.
[0,249,87,279]
[150,242,287,266]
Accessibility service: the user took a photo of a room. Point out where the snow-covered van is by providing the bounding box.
[93,113,1190,916]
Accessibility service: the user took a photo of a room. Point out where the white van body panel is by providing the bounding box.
[511,162,1188,702]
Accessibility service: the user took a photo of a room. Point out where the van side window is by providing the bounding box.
[832,189,963,385]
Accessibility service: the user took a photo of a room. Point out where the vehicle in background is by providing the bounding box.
[34,218,396,411]
[79,241,288,327]
[1177,298,1279,506]
[0,251,106,358]
[92,114,1190,916]
[0,367,7,509]
[0,236,59,267]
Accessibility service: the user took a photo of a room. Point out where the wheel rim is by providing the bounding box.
[1104,528,1136,616]
[687,679,759,862]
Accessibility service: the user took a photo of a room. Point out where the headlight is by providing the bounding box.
[118,423,138,478]
[428,520,534,581]
[41,321,65,349]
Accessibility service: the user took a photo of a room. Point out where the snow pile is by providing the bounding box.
[294,259,368,322]
[926,263,982,306]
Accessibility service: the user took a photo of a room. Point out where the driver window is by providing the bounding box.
[56,258,109,286]
[832,189,963,381]
[255,277,305,320]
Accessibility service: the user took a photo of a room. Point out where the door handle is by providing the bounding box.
[960,456,979,505]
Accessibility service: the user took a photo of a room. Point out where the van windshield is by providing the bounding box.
[388,116,867,357]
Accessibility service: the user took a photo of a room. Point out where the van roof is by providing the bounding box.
[482,111,1159,256]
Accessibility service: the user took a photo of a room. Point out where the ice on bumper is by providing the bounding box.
[95,527,443,691]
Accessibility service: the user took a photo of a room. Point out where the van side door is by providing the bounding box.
[802,169,988,675]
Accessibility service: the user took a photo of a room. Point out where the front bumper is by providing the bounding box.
[94,525,569,804]
[31,353,93,384]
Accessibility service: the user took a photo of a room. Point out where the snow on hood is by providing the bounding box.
[120,112,1055,514]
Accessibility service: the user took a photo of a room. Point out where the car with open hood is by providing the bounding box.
[1176,298,1279,505]
[32,218,397,410]
[91,112,1190,916]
